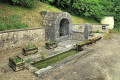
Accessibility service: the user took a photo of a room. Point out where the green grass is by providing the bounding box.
[32,49,77,69]
[0,11,28,31]
[24,45,36,50]
[47,41,56,44]
[12,57,23,63]
[0,2,98,31]
[92,31,104,33]
[109,29,120,34]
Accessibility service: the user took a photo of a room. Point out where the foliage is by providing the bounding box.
[1,0,38,8]
[24,45,36,50]
[92,30,103,33]
[72,0,113,21]
[12,57,23,63]
[40,0,120,28]
[112,0,120,27]
[47,41,55,44]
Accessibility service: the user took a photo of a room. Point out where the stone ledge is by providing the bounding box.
[72,30,84,33]
[35,48,94,77]
[0,28,44,34]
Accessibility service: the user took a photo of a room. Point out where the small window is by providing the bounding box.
[102,26,106,29]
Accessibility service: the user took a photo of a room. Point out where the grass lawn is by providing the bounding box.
[32,49,77,69]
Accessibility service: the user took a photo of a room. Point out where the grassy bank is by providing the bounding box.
[0,2,98,31]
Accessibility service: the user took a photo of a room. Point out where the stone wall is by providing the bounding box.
[92,24,109,33]
[72,30,85,41]
[72,24,85,31]
[73,23,109,33]
[0,28,45,51]
[43,12,72,42]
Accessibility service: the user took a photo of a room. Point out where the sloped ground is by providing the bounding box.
[0,2,98,28]
[0,33,120,80]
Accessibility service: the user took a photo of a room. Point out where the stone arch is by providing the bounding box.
[59,18,69,36]
[43,12,73,41]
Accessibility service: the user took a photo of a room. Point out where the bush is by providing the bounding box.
[72,0,114,21]
[1,0,38,8]
[40,0,116,24]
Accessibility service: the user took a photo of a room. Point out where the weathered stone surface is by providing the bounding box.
[35,66,53,77]
[43,12,73,42]
[0,28,45,51]
[72,24,85,31]
[84,23,92,40]
[37,48,94,78]
[73,23,109,33]
[72,30,85,41]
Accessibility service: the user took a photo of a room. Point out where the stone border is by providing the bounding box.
[0,27,45,51]
[0,28,44,34]
[73,23,109,26]
[35,48,94,77]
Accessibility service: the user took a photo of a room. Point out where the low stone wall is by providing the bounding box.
[73,23,109,33]
[0,28,45,51]
[92,24,109,33]
[72,30,85,41]
[72,24,85,31]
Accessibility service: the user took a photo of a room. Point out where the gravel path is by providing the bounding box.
[0,33,120,80]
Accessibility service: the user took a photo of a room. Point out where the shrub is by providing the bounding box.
[12,57,23,63]
[24,45,36,50]
[1,0,38,8]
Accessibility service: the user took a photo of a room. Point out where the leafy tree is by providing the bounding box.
[112,0,120,27]
[1,0,38,8]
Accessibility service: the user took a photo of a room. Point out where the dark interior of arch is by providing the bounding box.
[59,18,69,37]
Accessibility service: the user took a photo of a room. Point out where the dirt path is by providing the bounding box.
[38,34,120,80]
[0,48,38,80]
[0,33,120,80]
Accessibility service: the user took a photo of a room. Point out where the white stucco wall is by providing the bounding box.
[101,16,114,29]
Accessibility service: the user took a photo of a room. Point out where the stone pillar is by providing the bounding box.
[84,23,92,40]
